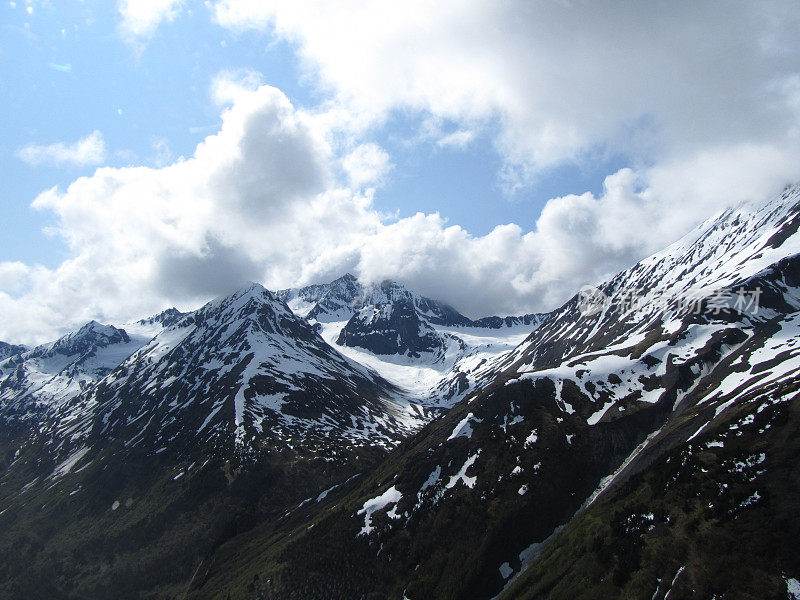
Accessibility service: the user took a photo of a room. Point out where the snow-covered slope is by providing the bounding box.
[122,306,187,338]
[493,185,800,427]
[0,321,151,420]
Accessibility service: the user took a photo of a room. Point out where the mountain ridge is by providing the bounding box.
[183,184,800,600]
[2,185,800,599]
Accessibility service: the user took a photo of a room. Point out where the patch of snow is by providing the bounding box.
[786,577,800,600]
[499,562,513,579]
[587,401,616,425]
[446,453,479,490]
[448,412,481,441]
[357,485,402,536]
[420,465,442,493]
[51,446,90,479]
[524,429,538,447]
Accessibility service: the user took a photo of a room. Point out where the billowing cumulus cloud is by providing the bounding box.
[4,1,800,343]
[0,77,378,342]
[342,143,393,188]
[0,262,30,294]
[212,0,800,183]
[1,72,784,344]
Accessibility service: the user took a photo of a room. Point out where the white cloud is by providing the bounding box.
[211,0,800,187]
[0,76,381,343]
[5,0,800,343]
[342,143,393,188]
[437,129,475,149]
[17,131,106,167]
[0,262,30,294]
[118,0,184,39]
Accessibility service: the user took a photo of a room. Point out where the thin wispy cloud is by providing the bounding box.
[16,130,106,167]
[437,130,475,149]
[117,0,184,39]
[48,62,72,73]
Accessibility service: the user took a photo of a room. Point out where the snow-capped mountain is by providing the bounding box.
[277,274,472,327]
[83,283,428,456]
[279,273,546,332]
[182,185,800,600]
[0,284,436,599]
[0,341,25,361]
[279,275,549,406]
[6,283,430,473]
[0,321,152,420]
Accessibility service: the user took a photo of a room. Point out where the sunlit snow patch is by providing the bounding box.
[447,412,481,441]
[446,452,479,490]
[357,485,402,536]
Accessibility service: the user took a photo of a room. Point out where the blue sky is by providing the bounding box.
[2,1,799,343]
[3,1,311,266]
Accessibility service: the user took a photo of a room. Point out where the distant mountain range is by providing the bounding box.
[2,186,800,599]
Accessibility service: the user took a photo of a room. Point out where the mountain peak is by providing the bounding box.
[0,340,26,361]
[334,272,358,283]
[234,280,269,297]
[47,321,131,358]
[78,319,115,334]
[137,307,185,327]
[189,281,297,339]
[210,281,272,309]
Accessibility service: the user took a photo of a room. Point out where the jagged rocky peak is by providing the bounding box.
[0,340,26,361]
[277,273,366,322]
[281,273,551,333]
[43,320,130,358]
[364,279,472,327]
[337,296,446,357]
[278,273,473,326]
[136,306,186,329]
[187,281,304,337]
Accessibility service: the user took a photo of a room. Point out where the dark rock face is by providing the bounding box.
[136,307,186,329]
[0,341,25,361]
[336,297,446,357]
[471,313,546,329]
